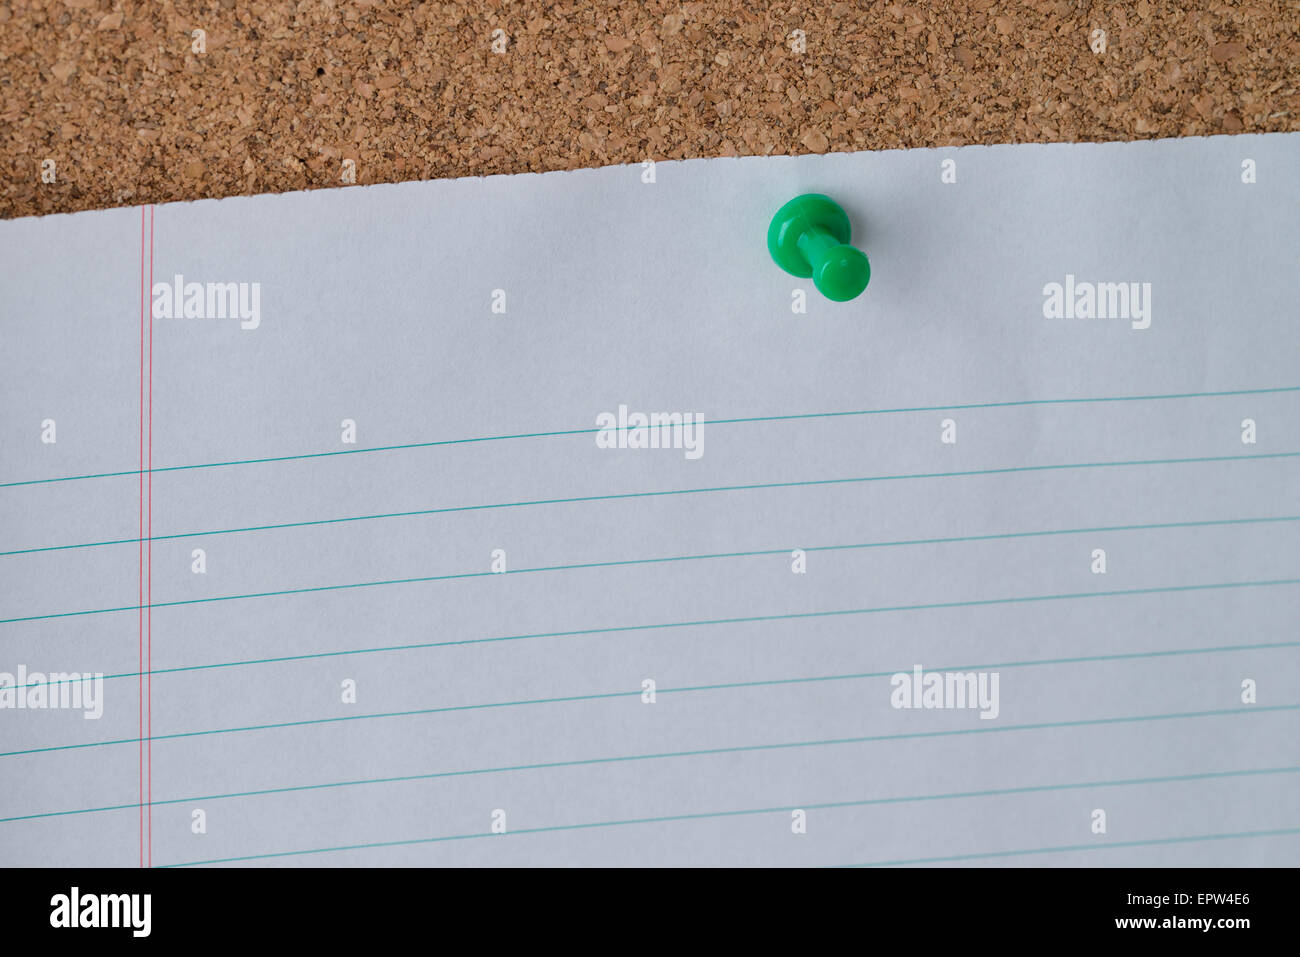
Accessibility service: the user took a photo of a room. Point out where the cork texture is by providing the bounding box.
[2,0,1297,219]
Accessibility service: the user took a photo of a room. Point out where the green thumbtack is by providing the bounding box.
[767,194,871,302]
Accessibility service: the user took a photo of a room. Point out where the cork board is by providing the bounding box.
[3,0,1297,219]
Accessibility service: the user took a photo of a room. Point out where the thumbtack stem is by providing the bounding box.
[796,226,839,272]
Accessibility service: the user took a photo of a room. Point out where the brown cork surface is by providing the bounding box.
[2,1,1297,219]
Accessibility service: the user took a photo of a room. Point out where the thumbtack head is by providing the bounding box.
[767,193,871,302]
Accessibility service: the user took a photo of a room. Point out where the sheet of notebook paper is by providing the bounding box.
[2,133,1298,868]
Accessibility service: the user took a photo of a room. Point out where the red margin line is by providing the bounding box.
[137,207,145,868]
[147,206,154,869]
